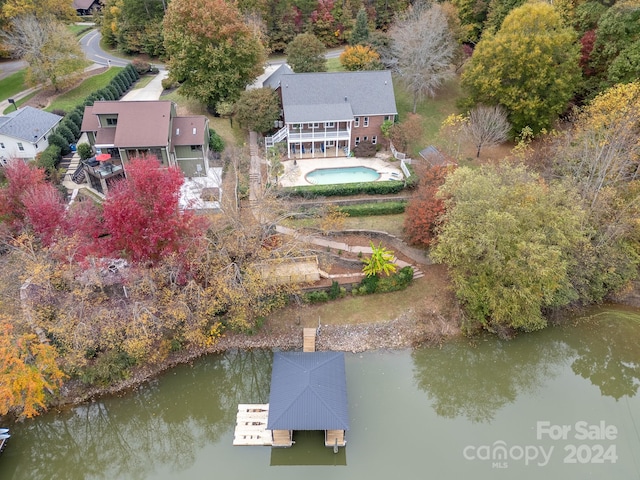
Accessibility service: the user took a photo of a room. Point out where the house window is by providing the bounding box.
[364,136,368,142]
[327,140,335,147]
[384,115,393,122]
[325,122,335,128]
[190,145,202,151]
[106,118,118,126]
[355,137,360,146]
[308,122,319,129]
[17,142,24,151]
[363,117,369,127]
[354,117,360,127]
[292,124,301,130]
[372,136,377,145]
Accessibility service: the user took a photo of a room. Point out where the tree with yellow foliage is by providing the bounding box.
[0,319,65,419]
[2,14,86,91]
[461,2,581,135]
[340,44,382,71]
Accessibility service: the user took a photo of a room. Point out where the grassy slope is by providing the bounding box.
[161,89,245,147]
[46,67,123,112]
[286,213,406,237]
[0,70,27,102]
[394,76,462,157]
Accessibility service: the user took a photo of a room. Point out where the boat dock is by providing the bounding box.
[234,327,347,451]
[303,327,316,352]
[233,404,272,446]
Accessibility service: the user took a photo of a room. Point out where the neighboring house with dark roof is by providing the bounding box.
[261,64,294,90]
[264,70,397,159]
[0,107,63,164]
[73,0,101,15]
[80,100,210,194]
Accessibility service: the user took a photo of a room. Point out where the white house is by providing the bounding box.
[0,106,63,164]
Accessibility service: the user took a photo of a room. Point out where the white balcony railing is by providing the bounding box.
[288,130,351,142]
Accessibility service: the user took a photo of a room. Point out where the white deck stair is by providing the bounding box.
[265,126,288,151]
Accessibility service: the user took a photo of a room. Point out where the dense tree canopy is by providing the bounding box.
[163,0,266,108]
[404,166,449,247]
[102,157,205,263]
[2,14,86,91]
[545,82,640,301]
[461,2,581,135]
[286,32,327,73]
[235,87,281,134]
[432,163,586,334]
[101,0,166,57]
[585,0,640,94]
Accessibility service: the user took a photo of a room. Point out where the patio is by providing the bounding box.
[278,155,404,187]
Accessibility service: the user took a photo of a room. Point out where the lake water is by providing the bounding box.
[1,306,639,479]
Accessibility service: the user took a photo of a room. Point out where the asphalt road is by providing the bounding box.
[80,30,130,67]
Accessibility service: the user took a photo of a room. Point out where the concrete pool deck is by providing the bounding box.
[279,156,404,187]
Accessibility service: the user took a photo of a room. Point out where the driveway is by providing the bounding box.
[121,69,169,101]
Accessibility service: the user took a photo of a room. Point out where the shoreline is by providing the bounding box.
[53,311,461,412]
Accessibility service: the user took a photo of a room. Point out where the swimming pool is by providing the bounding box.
[305,166,381,185]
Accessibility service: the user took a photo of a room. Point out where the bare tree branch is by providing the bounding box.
[463,105,511,158]
[388,3,457,113]
[1,14,85,91]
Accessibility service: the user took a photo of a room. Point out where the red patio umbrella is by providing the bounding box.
[96,153,112,162]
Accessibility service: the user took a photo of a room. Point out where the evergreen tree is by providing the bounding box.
[350,7,370,45]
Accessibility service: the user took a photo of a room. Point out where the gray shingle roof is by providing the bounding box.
[0,107,62,143]
[262,64,294,89]
[286,103,353,123]
[267,351,349,431]
[280,70,397,124]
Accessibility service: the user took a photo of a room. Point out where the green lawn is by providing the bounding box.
[2,91,38,114]
[46,67,124,113]
[161,88,245,147]
[326,57,345,72]
[133,74,154,89]
[0,70,27,102]
[67,24,93,36]
[394,76,462,157]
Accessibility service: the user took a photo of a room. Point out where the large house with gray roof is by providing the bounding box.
[80,100,210,193]
[265,70,397,159]
[0,107,63,164]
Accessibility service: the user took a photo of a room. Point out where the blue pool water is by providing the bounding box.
[306,166,380,185]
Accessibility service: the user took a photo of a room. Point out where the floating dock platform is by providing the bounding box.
[233,404,272,446]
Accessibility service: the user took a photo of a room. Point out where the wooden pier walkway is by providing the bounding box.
[303,328,316,352]
[233,404,272,446]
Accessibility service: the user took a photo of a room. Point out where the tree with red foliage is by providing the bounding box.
[102,157,205,263]
[404,165,451,247]
[580,30,597,77]
[21,183,67,246]
[0,160,47,231]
